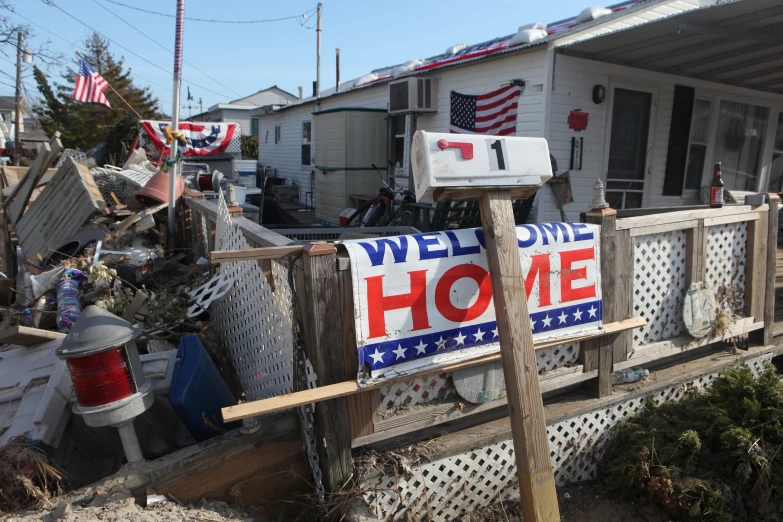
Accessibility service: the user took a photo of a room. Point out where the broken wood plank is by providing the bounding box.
[0,325,66,346]
[112,202,168,236]
[138,412,310,516]
[222,316,646,422]
[6,133,62,224]
[16,159,108,262]
[209,245,303,264]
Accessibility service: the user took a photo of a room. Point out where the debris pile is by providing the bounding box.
[601,363,783,521]
[0,137,244,515]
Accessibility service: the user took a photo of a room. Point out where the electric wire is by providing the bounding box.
[41,0,236,100]
[101,0,317,25]
[90,0,244,99]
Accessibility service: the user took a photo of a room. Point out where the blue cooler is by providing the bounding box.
[169,335,241,440]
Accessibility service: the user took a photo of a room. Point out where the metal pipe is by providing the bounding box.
[14,32,22,167]
[116,422,144,463]
[298,86,303,101]
[316,2,322,98]
[167,0,186,251]
[336,48,341,92]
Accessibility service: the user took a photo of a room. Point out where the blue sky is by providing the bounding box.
[14,0,590,116]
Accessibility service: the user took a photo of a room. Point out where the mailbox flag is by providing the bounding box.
[450,84,523,136]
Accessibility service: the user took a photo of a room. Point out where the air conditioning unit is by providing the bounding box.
[389,77,439,115]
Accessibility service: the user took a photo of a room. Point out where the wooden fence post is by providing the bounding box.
[582,180,617,397]
[762,194,780,346]
[298,243,353,492]
[479,191,559,522]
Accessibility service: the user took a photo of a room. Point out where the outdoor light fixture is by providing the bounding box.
[56,306,152,464]
[22,47,33,65]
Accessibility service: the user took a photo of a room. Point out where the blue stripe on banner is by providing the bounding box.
[359,300,603,371]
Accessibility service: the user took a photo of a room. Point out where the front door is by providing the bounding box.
[605,88,652,209]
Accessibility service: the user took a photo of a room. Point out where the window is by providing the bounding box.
[250,117,259,137]
[391,115,406,168]
[274,125,281,144]
[301,121,311,166]
[683,98,712,192]
[713,100,769,191]
[769,112,783,192]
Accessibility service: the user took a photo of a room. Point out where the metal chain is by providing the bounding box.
[287,252,308,394]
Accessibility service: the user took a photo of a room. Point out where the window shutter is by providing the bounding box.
[662,85,695,196]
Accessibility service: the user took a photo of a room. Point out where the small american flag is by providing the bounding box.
[450,84,523,136]
[72,58,112,108]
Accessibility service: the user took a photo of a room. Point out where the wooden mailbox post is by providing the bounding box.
[410,131,560,521]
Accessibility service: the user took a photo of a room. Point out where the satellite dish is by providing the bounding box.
[453,361,506,404]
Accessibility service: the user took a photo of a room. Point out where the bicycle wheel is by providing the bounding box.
[387,210,412,227]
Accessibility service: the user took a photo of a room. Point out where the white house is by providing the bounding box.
[191,86,298,137]
[258,0,783,225]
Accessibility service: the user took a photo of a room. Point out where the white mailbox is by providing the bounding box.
[411,130,553,202]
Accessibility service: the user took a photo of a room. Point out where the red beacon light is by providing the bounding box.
[57,306,152,464]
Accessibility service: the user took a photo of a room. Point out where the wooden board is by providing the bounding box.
[478,190,559,522]
[210,245,303,264]
[0,326,66,346]
[144,412,310,516]
[221,317,646,421]
[15,159,108,261]
[6,134,62,224]
[616,204,767,231]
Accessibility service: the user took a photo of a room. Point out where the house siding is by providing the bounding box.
[539,54,783,224]
[258,48,549,202]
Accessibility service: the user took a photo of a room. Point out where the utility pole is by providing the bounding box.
[316,2,322,98]
[14,31,22,166]
[167,0,185,250]
[199,97,203,115]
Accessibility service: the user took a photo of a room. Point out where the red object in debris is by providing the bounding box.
[568,110,589,131]
[134,169,185,205]
[437,139,474,160]
[67,348,135,408]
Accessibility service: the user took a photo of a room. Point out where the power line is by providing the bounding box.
[41,0,236,100]
[10,12,175,112]
[91,0,244,99]
[102,0,316,25]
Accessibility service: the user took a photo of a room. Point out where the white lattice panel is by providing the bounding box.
[705,222,747,315]
[362,353,775,521]
[379,374,455,412]
[209,191,294,401]
[378,343,581,413]
[538,341,580,372]
[271,260,294,327]
[632,231,687,346]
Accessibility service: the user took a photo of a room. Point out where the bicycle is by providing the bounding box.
[342,164,417,227]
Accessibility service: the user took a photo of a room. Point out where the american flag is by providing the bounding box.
[72,59,112,108]
[450,84,523,136]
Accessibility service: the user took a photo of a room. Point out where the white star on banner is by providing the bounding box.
[542,315,552,328]
[492,327,499,338]
[436,336,447,351]
[455,332,467,346]
[369,348,385,365]
[474,328,485,342]
[558,311,568,324]
[573,308,583,321]
[392,344,407,360]
[414,340,428,355]
[588,306,597,318]
[530,319,537,330]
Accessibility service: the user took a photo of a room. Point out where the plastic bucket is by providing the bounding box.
[232,185,247,204]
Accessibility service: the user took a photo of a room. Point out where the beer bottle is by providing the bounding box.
[710,162,724,208]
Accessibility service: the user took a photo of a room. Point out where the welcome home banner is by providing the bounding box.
[343,223,603,386]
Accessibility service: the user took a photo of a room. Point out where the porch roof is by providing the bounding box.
[558,0,783,95]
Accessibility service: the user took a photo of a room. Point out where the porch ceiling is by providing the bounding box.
[558,0,783,95]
